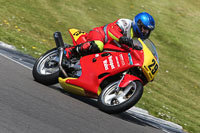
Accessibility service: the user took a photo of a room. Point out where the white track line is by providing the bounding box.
[0,52,32,70]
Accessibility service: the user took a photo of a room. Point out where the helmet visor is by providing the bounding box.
[137,20,151,39]
[141,26,151,38]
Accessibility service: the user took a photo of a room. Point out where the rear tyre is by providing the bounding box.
[98,80,143,114]
[32,48,60,85]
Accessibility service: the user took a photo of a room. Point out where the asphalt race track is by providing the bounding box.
[0,49,164,132]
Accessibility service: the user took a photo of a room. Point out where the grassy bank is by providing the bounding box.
[0,0,199,132]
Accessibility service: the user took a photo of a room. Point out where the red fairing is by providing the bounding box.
[68,29,88,46]
[131,50,144,66]
[65,51,142,95]
[119,74,143,88]
[104,42,144,67]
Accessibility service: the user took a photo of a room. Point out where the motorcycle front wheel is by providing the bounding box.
[32,48,60,85]
[98,80,143,114]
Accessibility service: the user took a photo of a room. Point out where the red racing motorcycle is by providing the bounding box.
[32,29,159,114]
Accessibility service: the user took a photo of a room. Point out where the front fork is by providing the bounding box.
[115,71,128,93]
[115,71,143,93]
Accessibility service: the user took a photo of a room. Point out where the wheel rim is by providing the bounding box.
[36,50,59,75]
[102,81,137,106]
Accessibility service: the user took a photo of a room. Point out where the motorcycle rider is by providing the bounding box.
[64,12,155,59]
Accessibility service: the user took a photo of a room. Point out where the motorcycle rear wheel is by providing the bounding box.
[32,48,60,85]
[98,80,143,114]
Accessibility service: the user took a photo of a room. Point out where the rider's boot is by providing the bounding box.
[64,41,101,59]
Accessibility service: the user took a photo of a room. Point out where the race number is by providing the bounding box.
[73,31,85,36]
[148,59,158,75]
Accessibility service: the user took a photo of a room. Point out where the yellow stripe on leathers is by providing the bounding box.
[94,40,104,51]
[108,31,119,41]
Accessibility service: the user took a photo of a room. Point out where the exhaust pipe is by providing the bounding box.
[53,32,68,78]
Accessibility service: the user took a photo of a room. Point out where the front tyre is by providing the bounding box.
[32,48,60,85]
[98,80,143,114]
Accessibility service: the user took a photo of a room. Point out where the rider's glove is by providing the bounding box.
[119,36,133,47]
[119,36,142,50]
[64,46,75,59]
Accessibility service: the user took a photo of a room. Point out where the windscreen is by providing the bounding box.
[143,39,159,64]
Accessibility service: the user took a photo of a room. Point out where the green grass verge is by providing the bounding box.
[0,0,200,132]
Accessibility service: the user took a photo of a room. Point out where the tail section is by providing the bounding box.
[68,29,88,46]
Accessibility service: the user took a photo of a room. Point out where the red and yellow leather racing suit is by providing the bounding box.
[87,18,134,52]
[65,19,134,59]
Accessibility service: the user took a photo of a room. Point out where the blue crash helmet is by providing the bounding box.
[132,12,155,39]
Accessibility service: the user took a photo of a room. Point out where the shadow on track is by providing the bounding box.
[48,84,154,128]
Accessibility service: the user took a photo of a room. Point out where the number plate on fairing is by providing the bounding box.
[139,39,159,81]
